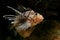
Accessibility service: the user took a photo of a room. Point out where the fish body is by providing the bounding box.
[3,6,44,38]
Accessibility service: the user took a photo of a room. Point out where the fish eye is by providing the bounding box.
[35,12,37,15]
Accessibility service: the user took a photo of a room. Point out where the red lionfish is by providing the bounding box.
[3,6,44,38]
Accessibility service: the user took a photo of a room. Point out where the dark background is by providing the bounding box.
[0,0,60,40]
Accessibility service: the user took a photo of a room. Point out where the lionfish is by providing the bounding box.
[3,6,44,38]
